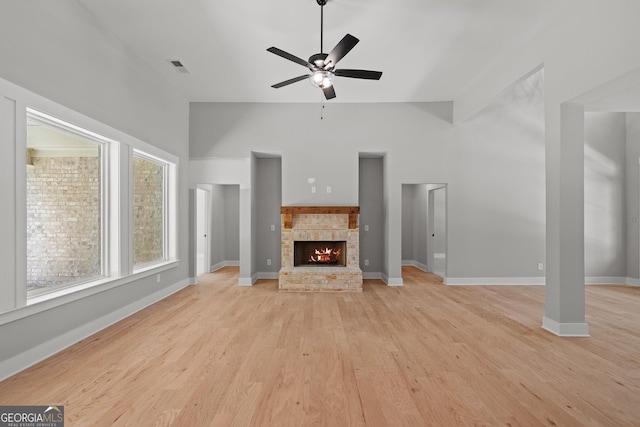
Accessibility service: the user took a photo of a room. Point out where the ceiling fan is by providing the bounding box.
[267,0,382,100]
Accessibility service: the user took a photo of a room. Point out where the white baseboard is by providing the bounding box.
[402,260,429,272]
[586,276,634,285]
[210,261,226,272]
[627,277,640,287]
[445,277,546,285]
[542,316,590,337]
[445,276,639,286]
[210,260,239,272]
[0,279,190,382]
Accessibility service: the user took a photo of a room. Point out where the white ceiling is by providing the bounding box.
[76,0,566,103]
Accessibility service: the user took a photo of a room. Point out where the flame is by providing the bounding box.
[309,247,341,263]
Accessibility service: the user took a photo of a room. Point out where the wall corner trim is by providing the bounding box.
[541,316,590,337]
[382,274,403,286]
[238,275,256,286]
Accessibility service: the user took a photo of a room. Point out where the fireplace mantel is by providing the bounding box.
[281,206,359,229]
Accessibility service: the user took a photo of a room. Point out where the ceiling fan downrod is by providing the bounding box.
[317,0,327,53]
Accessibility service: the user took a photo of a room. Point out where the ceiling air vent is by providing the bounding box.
[168,59,190,74]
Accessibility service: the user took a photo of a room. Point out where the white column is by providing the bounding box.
[543,102,589,336]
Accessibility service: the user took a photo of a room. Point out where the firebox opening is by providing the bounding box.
[294,241,347,267]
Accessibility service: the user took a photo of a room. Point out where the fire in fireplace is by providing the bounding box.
[294,241,346,267]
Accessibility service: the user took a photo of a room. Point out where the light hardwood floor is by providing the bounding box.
[1,266,639,426]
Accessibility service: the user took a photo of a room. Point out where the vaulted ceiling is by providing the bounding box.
[76,0,566,103]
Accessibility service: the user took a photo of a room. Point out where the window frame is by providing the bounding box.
[25,108,110,298]
[132,149,175,272]
[0,76,180,326]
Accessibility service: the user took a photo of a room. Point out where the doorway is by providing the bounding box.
[401,183,447,279]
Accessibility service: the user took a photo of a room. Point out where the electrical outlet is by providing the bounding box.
[364,259,369,266]
[267,259,272,266]
[270,224,275,231]
[537,263,544,271]
[156,274,161,283]
[326,186,332,193]
[311,186,316,193]
[364,224,369,231]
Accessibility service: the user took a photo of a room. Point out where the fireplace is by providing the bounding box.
[294,241,346,267]
[279,206,362,292]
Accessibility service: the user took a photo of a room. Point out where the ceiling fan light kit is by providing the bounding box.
[267,0,382,100]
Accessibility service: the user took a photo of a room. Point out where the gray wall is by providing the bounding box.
[584,112,627,278]
[401,185,415,261]
[209,184,240,268]
[449,71,545,279]
[223,185,240,262]
[190,102,455,282]
[626,113,640,280]
[581,111,640,282]
[401,184,428,267]
[189,69,639,285]
[414,186,429,266]
[189,72,549,282]
[402,184,443,272]
[255,157,282,275]
[359,157,384,275]
[431,186,447,278]
[210,185,225,268]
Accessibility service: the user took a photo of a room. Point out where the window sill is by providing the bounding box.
[0,260,180,326]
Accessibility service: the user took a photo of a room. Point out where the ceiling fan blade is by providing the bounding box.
[271,75,309,89]
[323,34,359,68]
[267,47,314,69]
[323,85,336,100]
[335,69,383,80]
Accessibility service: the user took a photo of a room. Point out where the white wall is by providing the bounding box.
[0,1,190,380]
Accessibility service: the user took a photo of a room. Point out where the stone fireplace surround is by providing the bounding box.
[279,206,363,292]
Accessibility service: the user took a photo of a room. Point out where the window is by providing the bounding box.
[7,97,178,311]
[133,152,167,267]
[26,109,107,296]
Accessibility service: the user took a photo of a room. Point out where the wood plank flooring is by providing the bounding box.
[1,266,639,426]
